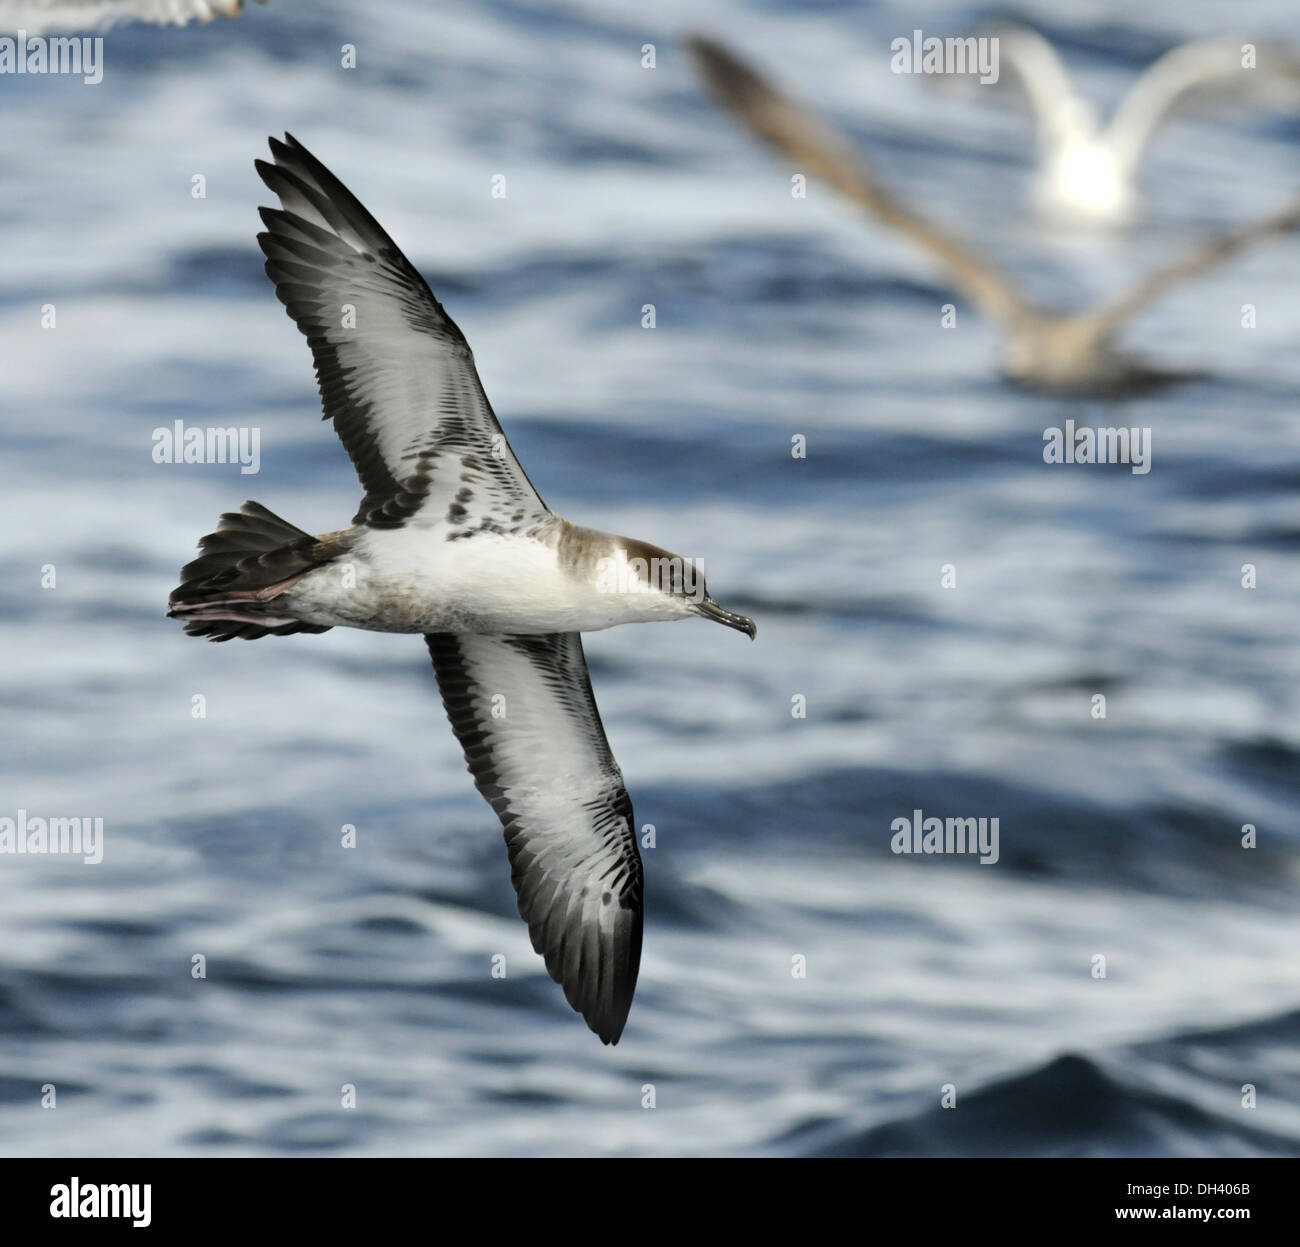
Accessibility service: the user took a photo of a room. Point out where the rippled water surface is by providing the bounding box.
[1,0,1299,1156]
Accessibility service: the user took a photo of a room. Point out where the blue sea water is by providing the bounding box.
[1,0,1299,1157]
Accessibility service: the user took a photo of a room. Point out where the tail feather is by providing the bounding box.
[169,501,345,642]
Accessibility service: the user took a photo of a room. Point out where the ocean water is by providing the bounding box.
[1,0,1299,1157]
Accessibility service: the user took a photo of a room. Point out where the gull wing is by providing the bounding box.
[426,632,644,1045]
[1106,37,1300,177]
[256,134,549,531]
[0,0,258,30]
[970,23,1085,154]
[1091,196,1300,336]
[687,34,1029,328]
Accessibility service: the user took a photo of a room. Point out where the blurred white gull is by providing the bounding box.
[962,25,1300,227]
[689,34,1300,397]
[0,0,262,32]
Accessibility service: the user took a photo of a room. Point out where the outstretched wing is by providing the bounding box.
[1107,37,1300,176]
[256,134,548,531]
[687,34,1029,329]
[0,0,258,30]
[1093,195,1300,335]
[967,23,1084,155]
[426,632,643,1045]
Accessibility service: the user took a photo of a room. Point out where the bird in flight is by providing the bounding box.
[168,135,755,1045]
[0,0,263,32]
[948,25,1300,227]
[689,34,1300,398]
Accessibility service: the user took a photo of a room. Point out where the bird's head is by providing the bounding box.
[598,537,756,638]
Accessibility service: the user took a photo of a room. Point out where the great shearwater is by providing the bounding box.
[689,35,1300,398]
[948,25,1300,227]
[0,0,262,31]
[168,135,756,1045]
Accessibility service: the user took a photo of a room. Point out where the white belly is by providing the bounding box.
[1040,143,1131,224]
[282,525,632,635]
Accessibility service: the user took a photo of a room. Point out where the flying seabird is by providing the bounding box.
[0,0,262,32]
[949,25,1300,227]
[168,135,756,1045]
[689,34,1300,398]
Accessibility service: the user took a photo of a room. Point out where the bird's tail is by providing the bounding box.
[168,501,341,642]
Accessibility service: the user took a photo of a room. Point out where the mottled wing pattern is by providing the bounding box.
[0,0,255,30]
[255,134,548,531]
[426,632,643,1044]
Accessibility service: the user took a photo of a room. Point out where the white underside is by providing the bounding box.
[1037,141,1134,225]
[283,521,691,635]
